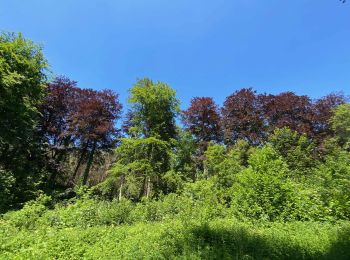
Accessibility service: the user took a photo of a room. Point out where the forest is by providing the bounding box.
[1,33,350,259]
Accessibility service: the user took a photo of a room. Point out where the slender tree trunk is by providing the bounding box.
[71,142,89,184]
[118,176,124,201]
[82,140,97,186]
[48,151,65,188]
[145,176,151,198]
[48,138,64,188]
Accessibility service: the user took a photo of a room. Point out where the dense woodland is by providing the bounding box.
[1,33,350,259]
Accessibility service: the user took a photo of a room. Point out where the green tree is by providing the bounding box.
[103,78,180,200]
[99,137,171,200]
[203,142,226,178]
[227,139,254,167]
[0,33,48,209]
[317,147,350,219]
[230,146,293,220]
[331,104,350,149]
[269,127,316,178]
[127,78,180,141]
[162,129,198,192]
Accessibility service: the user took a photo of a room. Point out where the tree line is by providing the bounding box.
[1,33,349,217]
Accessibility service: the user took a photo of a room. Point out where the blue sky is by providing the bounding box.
[1,0,349,108]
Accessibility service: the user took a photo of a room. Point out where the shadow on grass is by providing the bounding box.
[324,226,350,260]
[182,223,350,260]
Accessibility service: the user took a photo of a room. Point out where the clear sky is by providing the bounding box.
[1,0,349,108]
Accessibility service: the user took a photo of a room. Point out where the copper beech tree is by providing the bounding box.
[40,77,122,186]
[182,97,222,171]
[40,77,77,184]
[182,97,222,144]
[221,88,266,145]
[262,92,314,136]
[221,88,345,146]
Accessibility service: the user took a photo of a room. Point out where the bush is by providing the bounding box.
[229,146,301,221]
[0,168,15,212]
[3,194,51,229]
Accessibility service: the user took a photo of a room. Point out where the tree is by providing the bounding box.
[203,141,248,189]
[40,77,123,187]
[182,97,222,144]
[69,88,122,185]
[39,77,78,186]
[317,148,350,219]
[102,78,181,199]
[0,33,48,208]
[263,92,314,136]
[127,78,180,141]
[182,97,222,172]
[0,33,47,153]
[204,142,226,178]
[269,127,316,178]
[230,146,295,221]
[311,93,345,141]
[222,88,266,145]
[330,104,350,149]
[169,129,197,182]
[102,137,171,200]
[226,139,254,167]
[122,109,136,137]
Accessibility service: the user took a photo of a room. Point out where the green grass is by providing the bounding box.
[1,218,349,259]
[1,196,349,259]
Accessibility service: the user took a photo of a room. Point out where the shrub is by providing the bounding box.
[3,194,51,229]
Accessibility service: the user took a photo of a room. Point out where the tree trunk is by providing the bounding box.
[71,142,89,184]
[82,140,97,186]
[145,176,151,198]
[118,177,124,201]
[48,151,64,188]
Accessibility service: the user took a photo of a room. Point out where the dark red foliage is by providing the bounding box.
[220,88,346,146]
[182,97,222,143]
[41,77,122,150]
[40,76,123,185]
[122,110,136,137]
[262,92,314,136]
[69,88,122,149]
[221,88,266,145]
[40,76,77,153]
[311,93,346,140]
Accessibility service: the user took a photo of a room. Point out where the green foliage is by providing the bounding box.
[170,129,197,181]
[269,127,316,178]
[115,137,171,173]
[1,212,350,259]
[1,31,350,260]
[228,139,255,167]
[331,104,350,149]
[3,194,52,229]
[0,32,47,145]
[204,140,250,180]
[161,169,186,193]
[216,141,252,187]
[2,185,350,259]
[230,146,294,221]
[128,78,180,141]
[0,32,48,209]
[0,168,15,212]
[204,142,226,177]
[317,150,350,219]
[229,145,331,221]
[99,137,171,200]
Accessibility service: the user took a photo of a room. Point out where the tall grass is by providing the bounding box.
[1,195,350,259]
[1,218,349,259]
